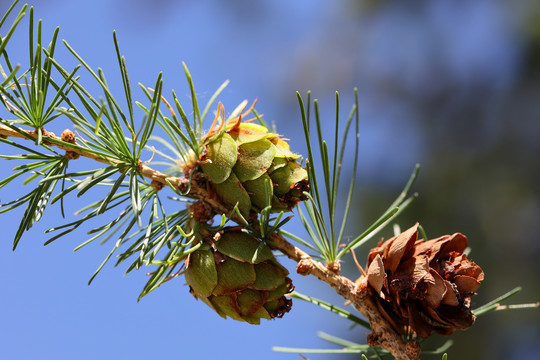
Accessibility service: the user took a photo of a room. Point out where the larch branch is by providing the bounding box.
[0,123,420,360]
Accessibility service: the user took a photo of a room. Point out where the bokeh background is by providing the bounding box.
[0,0,538,359]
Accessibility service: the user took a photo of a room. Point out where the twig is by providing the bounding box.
[0,123,420,360]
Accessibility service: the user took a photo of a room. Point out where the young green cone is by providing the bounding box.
[184,230,293,324]
[199,106,309,217]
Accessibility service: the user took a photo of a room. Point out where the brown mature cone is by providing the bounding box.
[365,223,484,339]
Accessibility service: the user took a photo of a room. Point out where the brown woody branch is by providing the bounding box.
[0,123,420,360]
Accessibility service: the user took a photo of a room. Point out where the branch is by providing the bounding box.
[268,233,420,360]
[0,123,420,360]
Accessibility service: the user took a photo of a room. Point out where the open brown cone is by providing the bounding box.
[365,223,484,339]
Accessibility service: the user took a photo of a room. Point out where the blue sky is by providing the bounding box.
[0,1,537,359]
[0,2,369,359]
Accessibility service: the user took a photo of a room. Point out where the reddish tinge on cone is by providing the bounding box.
[365,223,484,339]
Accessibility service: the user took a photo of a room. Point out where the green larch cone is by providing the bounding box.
[184,230,293,324]
[199,106,309,217]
